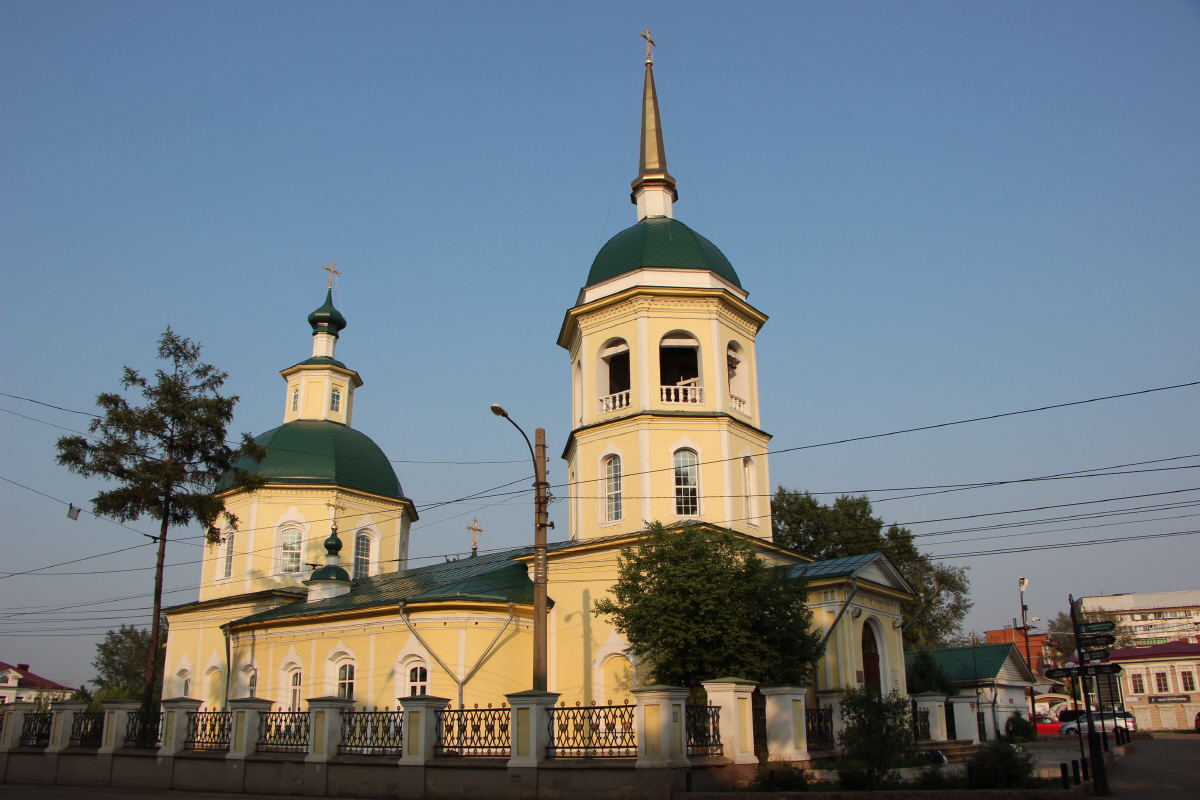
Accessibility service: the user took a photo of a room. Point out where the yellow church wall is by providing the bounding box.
[806,582,910,695]
[198,486,411,604]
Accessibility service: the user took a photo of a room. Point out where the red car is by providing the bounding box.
[1032,714,1063,735]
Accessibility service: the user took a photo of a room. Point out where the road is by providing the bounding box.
[1108,733,1199,800]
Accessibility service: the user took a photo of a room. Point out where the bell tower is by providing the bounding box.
[559,46,772,541]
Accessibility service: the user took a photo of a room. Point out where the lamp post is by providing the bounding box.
[1018,578,1038,718]
[490,404,551,692]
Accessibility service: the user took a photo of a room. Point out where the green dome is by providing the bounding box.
[586,217,741,289]
[223,420,407,501]
[308,290,347,336]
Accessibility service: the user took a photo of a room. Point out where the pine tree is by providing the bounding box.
[56,329,265,710]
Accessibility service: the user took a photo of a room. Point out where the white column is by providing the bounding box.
[506,690,560,768]
[46,700,88,753]
[226,697,273,760]
[398,694,450,765]
[760,685,808,761]
[97,700,141,754]
[701,678,759,765]
[633,686,689,768]
[0,701,38,752]
[158,697,203,756]
[913,693,948,742]
[305,696,355,763]
[948,696,979,744]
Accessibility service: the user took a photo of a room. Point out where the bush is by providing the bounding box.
[756,759,808,791]
[916,763,964,790]
[967,739,1036,789]
[836,687,916,778]
[1005,710,1036,743]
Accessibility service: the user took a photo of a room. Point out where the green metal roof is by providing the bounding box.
[780,552,884,582]
[586,216,741,289]
[308,290,347,336]
[220,419,408,501]
[289,356,349,369]
[904,643,1020,683]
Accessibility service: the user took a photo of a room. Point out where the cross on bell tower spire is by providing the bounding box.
[631,30,676,220]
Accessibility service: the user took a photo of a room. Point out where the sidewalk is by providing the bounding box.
[1106,733,1199,800]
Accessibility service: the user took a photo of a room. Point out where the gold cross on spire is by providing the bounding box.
[326,498,346,523]
[640,29,656,63]
[322,262,341,289]
[467,518,483,555]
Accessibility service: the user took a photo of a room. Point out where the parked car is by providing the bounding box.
[1058,709,1086,724]
[1059,711,1137,736]
[1031,714,1063,735]
[1194,711,1199,733]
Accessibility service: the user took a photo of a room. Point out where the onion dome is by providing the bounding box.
[586,216,741,289]
[308,524,351,582]
[308,290,347,337]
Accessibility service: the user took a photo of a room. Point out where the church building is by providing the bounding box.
[162,50,914,724]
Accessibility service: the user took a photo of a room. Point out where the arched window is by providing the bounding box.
[604,455,623,522]
[281,528,302,574]
[337,664,355,700]
[727,341,749,414]
[330,387,341,412]
[742,457,754,523]
[861,624,881,694]
[247,669,258,698]
[353,532,371,579]
[598,339,631,412]
[182,677,191,697]
[408,665,428,696]
[222,533,235,579]
[291,387,299,412]
[289,670,303,711]
[178,670,192,697]
[660,332,701,403]
[673,449,699,516]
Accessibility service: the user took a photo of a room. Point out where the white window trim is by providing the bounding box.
[352,528,378,579]
[596,444,627,527]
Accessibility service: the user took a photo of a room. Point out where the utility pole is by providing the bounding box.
[533,428,550,692]
[1019,578,1035,717]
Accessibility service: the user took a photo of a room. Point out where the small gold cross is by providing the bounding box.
[322,262,341,289]
[640,29,656,62]
[326,498,346,521]
[467,519,483,554]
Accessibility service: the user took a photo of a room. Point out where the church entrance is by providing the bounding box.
[862,624,881,694]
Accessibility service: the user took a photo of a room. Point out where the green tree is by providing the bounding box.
[91,624,164,701]
[836,686,916,787]
[56,329,265,710]
[906,649,956,695]
[1046,608,1134,665]
[772,488,971,650]
[592,522,825,689]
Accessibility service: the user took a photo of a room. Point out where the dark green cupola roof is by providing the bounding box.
[586,216,741,289]
[308,524,351,582]
[308,290,347,337]
[220,419,411,506]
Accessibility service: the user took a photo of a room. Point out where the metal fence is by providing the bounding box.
[434,704,510,757]
[805,707,835,751]
[685,704,722,756]
[257,711,310,754]
[546,702,636,758]
[19,713,52,748]
[751,690,767,759]
[913,709,931,741]
[184,711,232,751]
[69,712,105,748]
[123,711,163,749]
[339,708,404,756]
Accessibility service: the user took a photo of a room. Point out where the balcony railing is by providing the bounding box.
[806,707,834,751]
[728,394,748,415]
[598,391,631,413]
[69,712,105,748]
[661,385,703,404]
[434,704,510,757]
[185,711,232,751]
[257,711,310,753]
[19,712,52,748]
[685,704,722,756]
[123,711,163,750]
[546,702,636,758]
[340,708,403,756]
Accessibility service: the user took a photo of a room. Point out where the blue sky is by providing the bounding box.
[2,1,1198,688]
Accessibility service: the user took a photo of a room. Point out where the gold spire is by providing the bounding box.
[631,32,677,210]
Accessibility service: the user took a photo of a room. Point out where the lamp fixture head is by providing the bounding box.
[490,404,508,418]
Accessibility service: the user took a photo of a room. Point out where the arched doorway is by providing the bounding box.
[862,624,882,694]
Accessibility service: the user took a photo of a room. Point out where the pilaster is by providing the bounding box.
[46,701,87,753]
[947,696,980,744]
[760,685,808,761]
[701,679,759,765]
[0,701,38,752]
[226,697,274,760]
[305,696,355,763]
[505,690,560,768]
[398,695,450,765]
[97,700,140,754]
[158,697,203,756]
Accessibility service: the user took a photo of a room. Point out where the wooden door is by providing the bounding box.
[862,624,882,694]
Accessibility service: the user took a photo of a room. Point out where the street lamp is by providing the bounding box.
[490,404,551,692]
[1019,578,1035,717]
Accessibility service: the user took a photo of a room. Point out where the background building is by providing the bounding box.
[1083,590,1200,646]
[1109,641,1200,731]
[0,662,73,705]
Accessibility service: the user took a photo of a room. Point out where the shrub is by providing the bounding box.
[757,759,808,791]
[968,739,1036,789]
[836,686,916,779]
[1005,710,1036,743]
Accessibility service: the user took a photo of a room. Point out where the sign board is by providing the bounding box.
[1078,634,1116,649]
[1081,649,1110,662]
[1148,695,1190,704]
[1076,621,1116,634]
[1045,664,1123,679]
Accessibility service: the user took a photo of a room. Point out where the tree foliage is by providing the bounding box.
[592,522,825,689]
[56,329,264,709]
[772,489,971,649]
[91,624,164,701]
[906,648,956,695]
[1046,609,1135,664]
[836,686,916,781]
